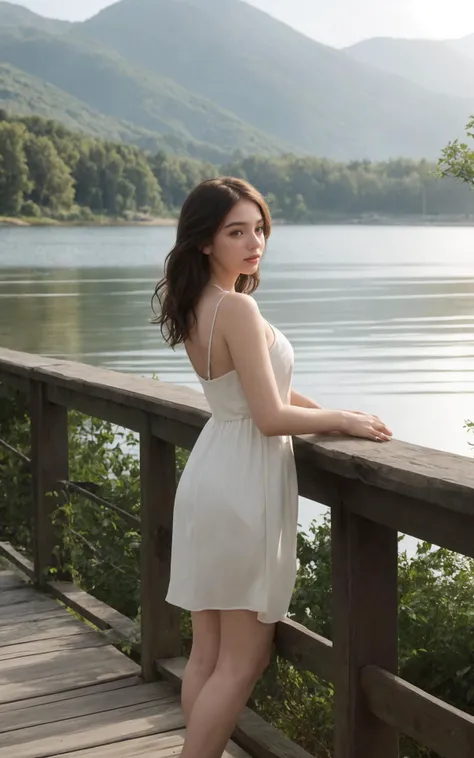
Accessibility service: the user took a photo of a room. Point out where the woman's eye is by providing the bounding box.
[256,226,264,234]
[230,230,243,236]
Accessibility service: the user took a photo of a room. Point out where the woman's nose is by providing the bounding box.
[249,232,261,248]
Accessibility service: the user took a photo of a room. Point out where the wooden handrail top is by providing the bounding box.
[0,346,473,518]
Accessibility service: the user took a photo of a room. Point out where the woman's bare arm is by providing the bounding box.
[219,294,391,441]
[291,389,322,410]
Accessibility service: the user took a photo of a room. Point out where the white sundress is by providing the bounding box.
[166,290,299,623]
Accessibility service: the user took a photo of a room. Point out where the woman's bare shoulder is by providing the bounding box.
[219,291,260,318]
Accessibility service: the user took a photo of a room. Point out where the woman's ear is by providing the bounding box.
[202,245,211,256]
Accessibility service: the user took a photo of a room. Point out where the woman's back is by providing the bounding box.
[184,287,293,421]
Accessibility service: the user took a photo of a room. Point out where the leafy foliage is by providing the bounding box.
[438,117,474,187]
[0,120,31,214]
[1,113,473,221]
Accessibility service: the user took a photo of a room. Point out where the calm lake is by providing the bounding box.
[1,224,473,540]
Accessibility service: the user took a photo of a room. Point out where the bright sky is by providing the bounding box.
[13,0,474,47]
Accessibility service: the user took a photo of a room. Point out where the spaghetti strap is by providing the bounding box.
[207,291,230,380]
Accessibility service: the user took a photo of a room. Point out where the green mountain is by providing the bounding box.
[0,0,70,33]
[0,25,287,160]
[0,62,221,158]
[1,0,473,161]
[74,0,474,160]
[345,37,474,99]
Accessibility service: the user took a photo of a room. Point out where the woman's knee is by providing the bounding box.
[188,610,220,676]
[216,610,274,687]
[217,645,271,687]
[188,644,219,678]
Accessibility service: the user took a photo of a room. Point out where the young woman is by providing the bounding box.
[154,177,392,758]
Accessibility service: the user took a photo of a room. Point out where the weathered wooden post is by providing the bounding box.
[332,503,399,758]
[30,380,70,586]
[140,425,182,681]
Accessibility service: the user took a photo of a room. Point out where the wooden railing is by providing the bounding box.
[1,346,474,758]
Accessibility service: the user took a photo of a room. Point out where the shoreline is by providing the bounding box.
[0,216,178,228]
[2,215,474,228]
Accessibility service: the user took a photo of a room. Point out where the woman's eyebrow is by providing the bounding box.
[224,218,264,229]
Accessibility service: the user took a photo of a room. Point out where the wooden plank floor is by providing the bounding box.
[0,570,249,757]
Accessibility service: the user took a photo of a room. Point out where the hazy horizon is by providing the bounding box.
[8,0,474,48]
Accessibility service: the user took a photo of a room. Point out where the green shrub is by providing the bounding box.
[20,200,41,218]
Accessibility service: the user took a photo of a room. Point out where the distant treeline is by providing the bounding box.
[0,111,472,222]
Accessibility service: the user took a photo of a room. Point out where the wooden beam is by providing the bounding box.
[46,580,139,642]
[332,506,399,758]
[0,346,473,521]
[30,381,70,585]
[362,665,474,758]
[140,428,181,681]
[46,384,149,434]
[342,479,474,560]
[294,434,474,516]
[0,542,35,582]
[274,618,333,682]
[0,372,30,395]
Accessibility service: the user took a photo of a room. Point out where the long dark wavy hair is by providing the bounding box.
[152,176,272,347]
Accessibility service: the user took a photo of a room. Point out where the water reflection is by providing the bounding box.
[0,224,473,461]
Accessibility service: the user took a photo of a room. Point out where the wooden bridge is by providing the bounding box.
[1,346,474,758]
[0,565,253,758]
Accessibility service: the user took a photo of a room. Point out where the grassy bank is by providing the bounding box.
[0,215,177,227]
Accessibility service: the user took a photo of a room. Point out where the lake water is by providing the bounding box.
[1,224,473,542]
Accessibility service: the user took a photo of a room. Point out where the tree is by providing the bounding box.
[0,122,31,215]
[24,135,75,211]
[124,153,163,213]
[438,117,474,188]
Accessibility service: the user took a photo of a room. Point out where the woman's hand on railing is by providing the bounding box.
[339,410,393,442]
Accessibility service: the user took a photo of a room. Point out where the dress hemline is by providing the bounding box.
[165,597,284,625]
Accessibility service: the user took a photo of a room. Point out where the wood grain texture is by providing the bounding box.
[0,616,91,648]
[140,429,180,680]
[46,580,139,641]
[0,570,28,590]
[0,630,109,661]
[59,729,251,758]
[0,699,184,758]
[0,645,139,703]
[0,589,46,608]
[0,603,63,627]
[0,681,174,733]
[0,677,140,714]
[332,506,398,758]
[30,380,70,584]
[363,665,474,758]
[274,617,333,682]
[0,544,35,581]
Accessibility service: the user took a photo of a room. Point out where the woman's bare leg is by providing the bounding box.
[181,610,220,723]
[180,610,274,758]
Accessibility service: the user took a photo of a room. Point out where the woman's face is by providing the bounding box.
[204,199,266,279]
